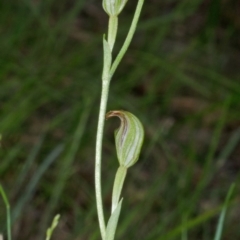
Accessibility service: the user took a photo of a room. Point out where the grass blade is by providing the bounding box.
[0,184,11,240]
[214,183,235,240]
[12,144,64,221]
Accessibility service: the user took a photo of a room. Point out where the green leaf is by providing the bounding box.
[106,110,144,168]
[214,183,235,240]
[105,199,123,240]
[45,214,60,240]
[0,184,11,240]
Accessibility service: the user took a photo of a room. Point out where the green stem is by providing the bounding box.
[111,166,127,214]
[110,0,145,77]
[108,16,118,52]
[95,1,144,239]
[95,80,110,240]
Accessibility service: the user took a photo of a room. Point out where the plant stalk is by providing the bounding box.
[95,80,110,240]
[95,1,145,239]
[108,16,118,51]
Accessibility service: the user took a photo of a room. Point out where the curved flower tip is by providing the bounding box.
[106,110,144,168]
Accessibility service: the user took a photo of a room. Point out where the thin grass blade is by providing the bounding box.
[214,183,235,240]
[0,184,11,240]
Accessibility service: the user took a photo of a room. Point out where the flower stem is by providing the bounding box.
[95,80,110,240]
[111,166,127,214]
[95,1,145,239]
[108,16,118,51]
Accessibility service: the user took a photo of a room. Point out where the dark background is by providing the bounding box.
[0,0,240,239]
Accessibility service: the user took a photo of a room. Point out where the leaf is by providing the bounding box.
[214,183,235,240]
[0,184,11,240]
[105,199,123,240]
[45,214,61,240]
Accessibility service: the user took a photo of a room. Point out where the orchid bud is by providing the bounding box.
[102,0,128,16]
[106,110,144,168]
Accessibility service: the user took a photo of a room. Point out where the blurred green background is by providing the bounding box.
[1,0,240,239]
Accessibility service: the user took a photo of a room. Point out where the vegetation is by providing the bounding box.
[0,0,240,239]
